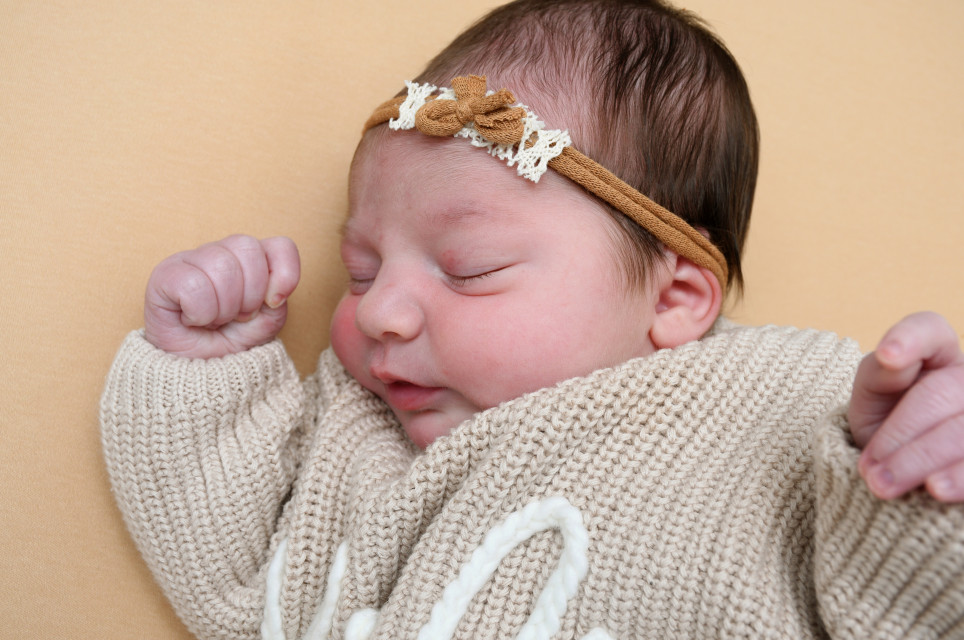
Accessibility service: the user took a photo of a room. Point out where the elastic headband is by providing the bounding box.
[363,75,728,292]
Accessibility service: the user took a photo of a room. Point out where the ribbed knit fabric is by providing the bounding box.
[100,321,964,640]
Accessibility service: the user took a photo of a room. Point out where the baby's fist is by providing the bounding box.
[144,235,300,358]
[850,312,964,501]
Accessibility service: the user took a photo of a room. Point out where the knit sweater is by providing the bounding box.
[100,321,964,640]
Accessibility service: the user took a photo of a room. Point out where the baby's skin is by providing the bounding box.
[143,232,964,503]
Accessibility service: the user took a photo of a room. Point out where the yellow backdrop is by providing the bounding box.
[2,1,961,637]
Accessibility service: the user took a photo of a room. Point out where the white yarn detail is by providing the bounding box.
[417,496,592,640]
[388,80,571,183]
[262,538,289,640]
[344,608,379,640]
[303,542,350,640]
[263,504,614,640]
[262,540,352,640]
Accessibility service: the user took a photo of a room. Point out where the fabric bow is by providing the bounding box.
[415,75,527,146]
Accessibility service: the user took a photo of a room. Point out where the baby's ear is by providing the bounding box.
[649,253,723,349]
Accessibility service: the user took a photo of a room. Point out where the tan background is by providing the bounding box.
[2,1,961,637]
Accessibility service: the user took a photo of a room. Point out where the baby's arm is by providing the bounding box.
[102,235,312,639]
[849,312,964,501]
[813,403,964,638]
[144,234,300,358]
[813,313,964,635]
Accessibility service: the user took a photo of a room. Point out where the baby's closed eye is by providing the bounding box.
[446,265,510,288]
[442,263,517,295]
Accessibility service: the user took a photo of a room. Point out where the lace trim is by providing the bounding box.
[389,81,571,183]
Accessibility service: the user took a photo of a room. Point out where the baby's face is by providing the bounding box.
[330,132,660,448]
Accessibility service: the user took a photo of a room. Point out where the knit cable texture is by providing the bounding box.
[100,323,964,639]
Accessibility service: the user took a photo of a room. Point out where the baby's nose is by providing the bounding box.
[354,275,425,342]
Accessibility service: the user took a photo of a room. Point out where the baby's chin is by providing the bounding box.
[398,408,475,449]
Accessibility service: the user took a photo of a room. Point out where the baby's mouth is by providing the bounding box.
[382,380,445,413]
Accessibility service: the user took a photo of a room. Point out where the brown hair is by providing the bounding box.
[414,0,758,291]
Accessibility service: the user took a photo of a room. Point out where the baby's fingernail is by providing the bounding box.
[929,474,954,500]
[266,293,287,309]
[869,464,895,493]
[877,339,903,364]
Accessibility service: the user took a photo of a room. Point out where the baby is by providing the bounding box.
[101,1,964,639]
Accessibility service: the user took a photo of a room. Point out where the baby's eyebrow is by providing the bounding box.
[338,202,504,241]
[428,204,494,228]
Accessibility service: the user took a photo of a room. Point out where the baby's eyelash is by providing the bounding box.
[347,276,374,293]
[447,266,509,288]
[448,272,495,288]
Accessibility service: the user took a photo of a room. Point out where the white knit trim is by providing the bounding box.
[417,496,596,640]
[344,608,378,640]
[264,502,614,640]
[263,540,352,640]
[304,543,350,640]
[388,80,571,183]
[262,538,289,640]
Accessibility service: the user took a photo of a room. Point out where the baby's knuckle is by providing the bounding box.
[265,235,298,258]
[222,233,255,243]
[151,253,186,279]
[229,235,270,269]
[225,233,262,253]
[177,270,211,298]
[201,248,240,279]
[917,368,964,416]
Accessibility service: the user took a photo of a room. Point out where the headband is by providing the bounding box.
[363,75,728,292]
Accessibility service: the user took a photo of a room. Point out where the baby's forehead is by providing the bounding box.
[343,129,607,237]
[352,129,482,178]
[356,134,590,204]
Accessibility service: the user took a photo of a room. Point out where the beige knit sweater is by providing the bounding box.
[100,321,964,640]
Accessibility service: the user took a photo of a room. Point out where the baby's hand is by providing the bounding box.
[850,312,964,501]
[144,235,300,359]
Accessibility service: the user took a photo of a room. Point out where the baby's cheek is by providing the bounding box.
[448,333,551,407]
[330,296,366,377]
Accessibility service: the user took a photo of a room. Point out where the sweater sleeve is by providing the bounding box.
[100,331,320,639]
[813,406,964,638]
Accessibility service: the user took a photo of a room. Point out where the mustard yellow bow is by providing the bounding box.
[414,75,527,146]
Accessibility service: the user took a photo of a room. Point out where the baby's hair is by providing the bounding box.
[415,0,758,291]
